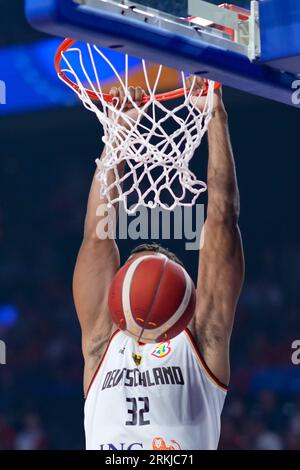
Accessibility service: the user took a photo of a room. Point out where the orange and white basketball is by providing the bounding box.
[108,255,196,343]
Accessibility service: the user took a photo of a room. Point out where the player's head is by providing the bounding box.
[108,243,195,342]
[128,243,184,268]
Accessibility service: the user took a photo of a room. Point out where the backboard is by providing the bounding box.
[25,0,300,107]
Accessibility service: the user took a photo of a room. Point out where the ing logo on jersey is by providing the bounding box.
[152,437,181,450]
[151,341,171,359]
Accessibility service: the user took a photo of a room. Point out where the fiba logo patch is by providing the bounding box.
[151,341,171,359]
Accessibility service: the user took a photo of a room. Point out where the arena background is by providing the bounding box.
[0,1,300,450]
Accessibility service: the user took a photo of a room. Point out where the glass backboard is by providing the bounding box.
[25,0,300,108]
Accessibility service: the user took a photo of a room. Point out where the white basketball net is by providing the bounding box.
[58,43,215,214]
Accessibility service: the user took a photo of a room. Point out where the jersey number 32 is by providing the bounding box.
[126,397,150,426]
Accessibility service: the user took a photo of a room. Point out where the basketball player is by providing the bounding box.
[73,79,244,450]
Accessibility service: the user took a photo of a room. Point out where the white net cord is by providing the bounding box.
[58,44,215,214]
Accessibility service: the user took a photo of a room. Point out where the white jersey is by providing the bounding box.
[84,329,227,450]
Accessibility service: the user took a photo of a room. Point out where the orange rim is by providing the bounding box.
[55,38,221,103]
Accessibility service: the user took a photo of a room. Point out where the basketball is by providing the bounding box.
[108,255,196,343]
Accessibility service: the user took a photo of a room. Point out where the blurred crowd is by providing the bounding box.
[1,126,300,450]
[1,200,300,449]
[1,164,300,449]
[220,392,300,450]
[0,0,299,454]
[0,81,300,451]
[220,245,300,449]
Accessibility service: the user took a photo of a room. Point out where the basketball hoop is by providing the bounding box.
[55,39,219,214]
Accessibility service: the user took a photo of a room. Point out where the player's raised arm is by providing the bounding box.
[186,77,245,386]
[73,86,145,392]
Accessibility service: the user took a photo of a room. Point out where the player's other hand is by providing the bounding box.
[185,76,225,114]
[109,86,146,126]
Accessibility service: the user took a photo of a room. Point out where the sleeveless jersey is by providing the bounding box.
[84,329,227,450]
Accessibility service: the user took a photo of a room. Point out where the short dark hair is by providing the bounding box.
[129,243,184,267]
